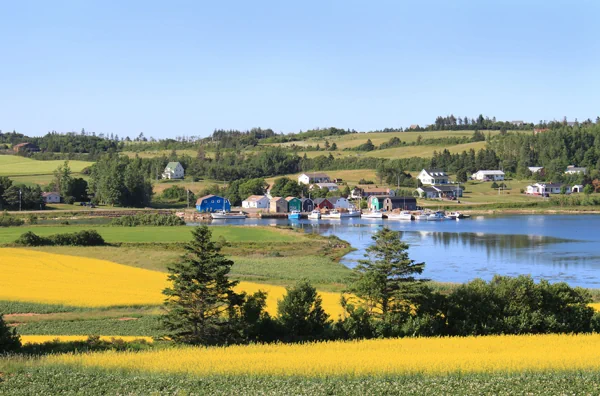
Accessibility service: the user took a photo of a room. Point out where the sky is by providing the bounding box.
[1,0,599,138]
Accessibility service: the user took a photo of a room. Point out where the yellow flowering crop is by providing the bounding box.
[0,248,344,317]
[21,335,153,344]
[45,333,600,377]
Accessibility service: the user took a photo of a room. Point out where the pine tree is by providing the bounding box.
[0,314,21,352]
[277,280,330,342]
[350,228,426,319]
[162,226,242,345]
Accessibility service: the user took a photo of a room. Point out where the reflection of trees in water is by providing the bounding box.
[404,231,572,258]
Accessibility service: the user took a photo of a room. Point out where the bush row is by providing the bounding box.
[110,213,185,226]
[15,230,105,246]
[0,213,24,227]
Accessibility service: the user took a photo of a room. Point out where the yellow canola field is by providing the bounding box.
[21,335,153,345]
[0,248,344,317]
[46,333,600,376]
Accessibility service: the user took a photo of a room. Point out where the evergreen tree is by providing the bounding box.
[350,228,426,320]
[0,314,21,352]
[277,280,330,342]
[162,226,242,345]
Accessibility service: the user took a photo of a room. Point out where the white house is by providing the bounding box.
[312,182,339,192]
[328,196,350,209]
[298,173,331,185]
[162,162,185,179]
[526,183,570,196]
[42,192,61,203]
[242,195,270,209]
[472,170,505,181]
[565,165,587,175]
[417,169,448,185]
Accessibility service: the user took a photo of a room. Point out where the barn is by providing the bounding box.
[195,195,230,212]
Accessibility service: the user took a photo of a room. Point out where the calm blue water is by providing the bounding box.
[194,215,600,288]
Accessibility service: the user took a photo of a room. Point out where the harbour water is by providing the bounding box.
[198,215,600,288]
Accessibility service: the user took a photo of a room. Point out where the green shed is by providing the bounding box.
[285,197,302,212]
[369,196,386,211]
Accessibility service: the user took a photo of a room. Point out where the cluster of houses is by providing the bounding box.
[525,183,584,196]
[415,169,464,199]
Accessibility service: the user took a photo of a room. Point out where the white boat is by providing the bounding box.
[322,209,361,219]
[387,210,413,220]
[308,210,321,220]
[361,210,383,219]
[445,213,458,220]
[414,211,429,220]
[427,211,445,221]
[211,210,247,220]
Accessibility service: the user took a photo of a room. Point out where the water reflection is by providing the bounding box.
[192,215,600,288]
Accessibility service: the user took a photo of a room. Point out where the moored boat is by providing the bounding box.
[288,210,302,220]
[211,210,247,220]
[361,210,383,219]
[308,210,321,220]
[414,211,429,220]
[427,211,445,221]
[387,210,413,220]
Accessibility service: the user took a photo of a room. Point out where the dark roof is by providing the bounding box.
[285,196,300,202]
[313,198,331,204]
[418,186,437,192]
[385,196,416,202]
[300,197,313,202]
[433,185,464,192]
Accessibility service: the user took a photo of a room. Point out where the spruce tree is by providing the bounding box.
[0,314,21,352]
[162,226,241,345]
[350,227,426,320]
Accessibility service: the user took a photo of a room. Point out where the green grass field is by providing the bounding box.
[0,225,303,245]
[268,130,499,149]
[0,155,93,177]
[1,366,599,395]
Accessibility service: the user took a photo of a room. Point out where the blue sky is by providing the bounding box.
[1,0,598,138]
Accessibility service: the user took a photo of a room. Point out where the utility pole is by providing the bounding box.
[19,189,22,211]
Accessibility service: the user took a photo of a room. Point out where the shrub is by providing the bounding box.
[27,214,38,224]
[111,213,185,226]
[63,196,75,205]
[15,231,47,246]
[15,230,105,247]
[491,182,499,189]
[358,179,374,185]
[0,314,21,352]
[0,212,24,227]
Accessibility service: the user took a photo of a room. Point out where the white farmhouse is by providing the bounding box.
[417,169,448,185]
[526,183,570,196]
[242,195,270,209]
[472,170,505,181]
[298,173,330,185]
[162,162,185,179]
[42,192,61,203]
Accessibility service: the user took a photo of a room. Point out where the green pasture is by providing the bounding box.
[2,366,600,395]
[0,155,93,177]
[0,225,303,245]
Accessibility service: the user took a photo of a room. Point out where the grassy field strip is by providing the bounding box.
[0,155,93,176]
[0,225,302,244]
[20,335,153,344]
[43,333,600,376]
[267,130,502,149]
[0,248,345,317]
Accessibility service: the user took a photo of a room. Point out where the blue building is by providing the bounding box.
[196,194,230,212]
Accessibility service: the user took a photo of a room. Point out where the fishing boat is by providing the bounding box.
[211,210,247,220]
[361,210,383,219]
[427,211,445,221]
[322,208,361,219]
[288,210,302,220]
[414,211,429,220]
[387,210,413,220]
[445,212,458,220]
[308,210,321,220]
